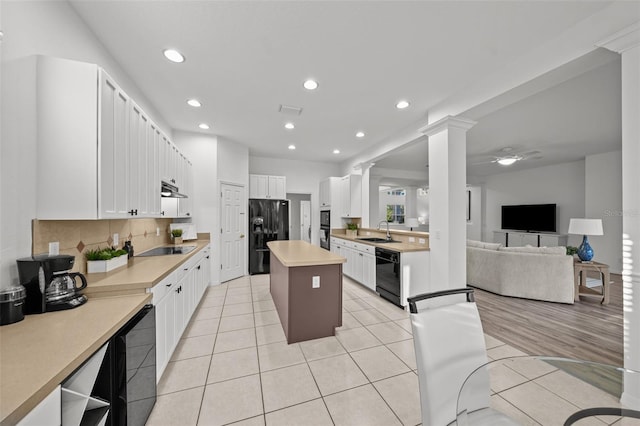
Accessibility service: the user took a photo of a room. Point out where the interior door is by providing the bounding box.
[220,183,245,282]
[300,200,311,243]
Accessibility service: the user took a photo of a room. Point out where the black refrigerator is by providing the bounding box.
[249,199,289,274]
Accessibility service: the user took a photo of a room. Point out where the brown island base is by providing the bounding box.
[267,240,346,344]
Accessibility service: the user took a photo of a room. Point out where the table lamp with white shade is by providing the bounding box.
[406,218,420,231]
[568,218,603,262]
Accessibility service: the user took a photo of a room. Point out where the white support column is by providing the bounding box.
[359,163,374,229]
[419,116,476,292]
[598,22,640,408]
[369,175,381,228]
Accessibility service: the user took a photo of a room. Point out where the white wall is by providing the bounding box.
[482,160,586,243]
[172,130,218,240]
[0,1,170,288]
[249,156,341,246]
[585,150,622,273]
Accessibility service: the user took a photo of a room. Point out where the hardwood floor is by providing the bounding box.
[474,273,624,366]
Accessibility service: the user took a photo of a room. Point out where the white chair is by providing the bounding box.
[408,288,518,426]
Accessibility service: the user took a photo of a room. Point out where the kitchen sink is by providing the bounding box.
[137,245,197,257]
[356,237,401,243]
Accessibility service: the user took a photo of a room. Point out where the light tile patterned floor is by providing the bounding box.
[146,275,636,426]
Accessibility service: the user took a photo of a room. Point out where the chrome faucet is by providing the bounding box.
[378,221,392,241]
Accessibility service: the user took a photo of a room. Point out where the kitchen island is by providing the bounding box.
[267,240,346,344]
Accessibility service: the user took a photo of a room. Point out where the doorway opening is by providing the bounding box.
[287,193,311,243]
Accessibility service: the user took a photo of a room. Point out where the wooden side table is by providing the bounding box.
[573,260,610,304]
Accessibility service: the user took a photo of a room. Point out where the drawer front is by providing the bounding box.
[151,271,177,304]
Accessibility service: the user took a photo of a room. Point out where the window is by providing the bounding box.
[386,204,405,224]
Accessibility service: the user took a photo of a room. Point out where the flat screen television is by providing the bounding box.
[501,204,557,233]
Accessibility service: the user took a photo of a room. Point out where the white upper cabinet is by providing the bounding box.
[268,175,286,199]
[319,177,340,209]
[339,174,362,217]
[249,174,286,199]
[99,70,130,218]
[128,101,148,217]
[33,56,190,219]
[178,160,193,218]
[148,121,162,216]
[35,56,98,219]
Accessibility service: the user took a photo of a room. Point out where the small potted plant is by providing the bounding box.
[85,247,129,273]
[171,228,184,245]
[566,246,578,257]
[346,223,358,238]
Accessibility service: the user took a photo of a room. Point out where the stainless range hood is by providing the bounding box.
[161,181,188,198]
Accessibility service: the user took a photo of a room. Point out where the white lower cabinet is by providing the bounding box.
[17,386,61,426]
[153,249,208,381]
[362,252,376,292]
[331,237,376,292]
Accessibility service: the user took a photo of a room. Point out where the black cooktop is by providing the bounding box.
[137,245,197,257]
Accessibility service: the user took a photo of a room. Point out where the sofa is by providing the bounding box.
[466,240,575,304]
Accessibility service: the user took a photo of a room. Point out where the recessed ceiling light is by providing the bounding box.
[288,145,296,150]
[198,123,210,130]
[497,157,518,166]
[187,99,201,107]
[163,48,185,63]
[333,149,340,154]
[356,131,365,138]
[396,100,410,109]
[284,122,295,130]
[303,79,319,90]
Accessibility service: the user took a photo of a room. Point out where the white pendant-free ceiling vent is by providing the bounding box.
[279,104,303,116]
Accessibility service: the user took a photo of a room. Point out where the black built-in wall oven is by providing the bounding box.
[375,247,402,307]
[320,210,330,250]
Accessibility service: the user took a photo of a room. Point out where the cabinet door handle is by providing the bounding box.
[166,283,172,287]
[206,256,210,259]
[161,211,165,216]
[128,209,138,216]
[197,265,201,270]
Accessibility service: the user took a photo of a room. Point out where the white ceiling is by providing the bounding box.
[374,49,622,183]
[70,1,623,170]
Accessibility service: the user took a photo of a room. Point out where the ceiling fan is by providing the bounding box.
[471,147,542,166]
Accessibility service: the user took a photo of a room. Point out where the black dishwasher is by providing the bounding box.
[375,247,402,307]
[96,304,157,426]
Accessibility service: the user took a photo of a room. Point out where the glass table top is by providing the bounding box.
[457,356,640,425]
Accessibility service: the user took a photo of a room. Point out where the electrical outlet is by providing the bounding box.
[312,276,320,288]
[409,237,415,243]
[156,227,161,237]
[48,242,59,256]
[419,238,426,244]
[113,233,119,247]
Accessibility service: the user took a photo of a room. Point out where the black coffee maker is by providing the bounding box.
[17,254,88,314]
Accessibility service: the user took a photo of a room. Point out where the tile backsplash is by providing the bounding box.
[32,218,175,274]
